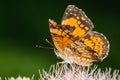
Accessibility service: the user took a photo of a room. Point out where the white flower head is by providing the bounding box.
[39,63,120,80]
[7,76,33,80]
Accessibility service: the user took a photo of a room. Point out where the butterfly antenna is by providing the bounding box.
[36,44,54,49]
[45,38,55,47]
[36,39,55,49]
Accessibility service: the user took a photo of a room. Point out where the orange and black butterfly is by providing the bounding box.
[49,5,109,66]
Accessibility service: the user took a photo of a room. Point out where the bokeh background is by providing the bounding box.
[0,0,120,79]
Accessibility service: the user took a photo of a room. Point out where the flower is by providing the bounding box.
[6,76,32,80]
[39,63,120,80]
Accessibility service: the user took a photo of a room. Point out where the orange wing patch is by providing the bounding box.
[49,19,74,52]
[62,18,86,37]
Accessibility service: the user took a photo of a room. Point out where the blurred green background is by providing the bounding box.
[0,0,120,78]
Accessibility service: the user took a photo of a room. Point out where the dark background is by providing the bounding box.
[0,0,120,78]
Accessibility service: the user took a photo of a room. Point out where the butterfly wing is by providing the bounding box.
[62,31,109,66]
[49,19,74,53]
[81,31,109,61]
[61,5,94,39]
[49,5,94,52]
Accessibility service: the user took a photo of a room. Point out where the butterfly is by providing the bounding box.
[48,5,109,66]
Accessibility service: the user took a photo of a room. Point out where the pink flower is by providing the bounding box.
[40,64,120,80]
